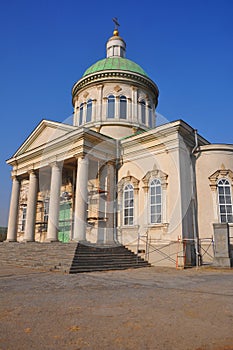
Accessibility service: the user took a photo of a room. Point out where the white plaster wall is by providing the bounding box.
[196,145,233,240]
[118,133,184,242]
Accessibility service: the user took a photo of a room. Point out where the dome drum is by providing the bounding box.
[71,29,159,139]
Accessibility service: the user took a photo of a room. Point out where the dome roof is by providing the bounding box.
[83,57,148,78]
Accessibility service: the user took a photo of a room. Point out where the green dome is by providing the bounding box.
[83,57,148,78]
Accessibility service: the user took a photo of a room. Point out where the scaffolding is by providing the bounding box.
[133,233,215,268]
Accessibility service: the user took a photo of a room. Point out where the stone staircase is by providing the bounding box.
[69,243,151,273]
[0,242,150,273]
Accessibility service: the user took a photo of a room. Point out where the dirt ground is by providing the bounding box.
[0,265,232,350]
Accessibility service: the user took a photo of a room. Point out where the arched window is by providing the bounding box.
[217,179,233,223]
[123,184,134,225]
[107,95,115,118]
[148,105,153,128]
[120,95,127,119]
[150,179,162,224]
[79,103,84,125]
[140,100,146,124]
[86,99,92,122]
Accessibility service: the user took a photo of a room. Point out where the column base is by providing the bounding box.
[71,239,87,244]
[213,257,233,268]
[23,239,35,243]
[5,239,17,243]
[45,239,59,243]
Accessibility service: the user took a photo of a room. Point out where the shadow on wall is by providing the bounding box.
[0,227,7,242]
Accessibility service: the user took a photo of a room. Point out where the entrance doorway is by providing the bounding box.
[58,202,71,243]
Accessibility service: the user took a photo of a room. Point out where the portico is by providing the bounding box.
[6,123,118,245]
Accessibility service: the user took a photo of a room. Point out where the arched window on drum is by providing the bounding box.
[140,100,146,124]
[107,95,115,119]
[79,103,84,125]
[120,95,127,119]
[86,99,92,122]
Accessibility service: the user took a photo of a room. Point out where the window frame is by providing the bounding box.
[43,198,49,230]
[149,179,162,224]
[86,99,92,122]
[21,205,27,232]
[107,95,115,119]
[140,100,146,124]
[123,183,134,226]
[79,103,84,125]
[217,178,233,223]
[119,95,127,119]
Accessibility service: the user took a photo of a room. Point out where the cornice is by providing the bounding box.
[72,70,159,104]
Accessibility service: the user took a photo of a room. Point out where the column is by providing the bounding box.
[6,176,21,242]
[92,99,97,120]
[146,100,149,126]
[127,97,132,122]
[131,86,138,123]
[105,161,115,244]
[24,171,38,242]
[73,157,89,241]
[47,162,62,242]
[115,96,120,119]
[103,97,107,119]
[97,84,103,121]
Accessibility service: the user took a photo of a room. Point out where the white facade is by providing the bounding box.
[6,28,233,267]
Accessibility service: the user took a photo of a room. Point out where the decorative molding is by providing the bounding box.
[72,71,159,103]
[118,175,140,193]
[142,169,168,191]
[114,85,122,92]
[209,168,233,191]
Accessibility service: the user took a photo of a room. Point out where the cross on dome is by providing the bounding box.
[112,17,120,36]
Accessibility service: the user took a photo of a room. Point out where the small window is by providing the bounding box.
[120,96,127,119]
[107,95,115,118]
[150,179,162,224]
[140,100,146,124]
[21,206,27,231]
[43,198,49,230]
[86,99,92,122]
[123,184,134,226]
[79,103,84,125]
[217,179,233,223]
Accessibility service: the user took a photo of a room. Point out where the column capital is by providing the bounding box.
[97,84,103,90]
[49,161,63,169]
[11,174,20,181]
[27,169,37,176]
[74,153,87,161]
[106,160,116,167]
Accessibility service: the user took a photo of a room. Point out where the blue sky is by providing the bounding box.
[0,0,233,226]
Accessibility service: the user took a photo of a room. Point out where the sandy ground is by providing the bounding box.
[0,265,232,350]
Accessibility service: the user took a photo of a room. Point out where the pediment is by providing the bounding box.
[13,120,77,157]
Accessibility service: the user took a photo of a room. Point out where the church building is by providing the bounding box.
[6,25,233,267]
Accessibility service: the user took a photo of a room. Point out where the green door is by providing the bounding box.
[58,202,71,243]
